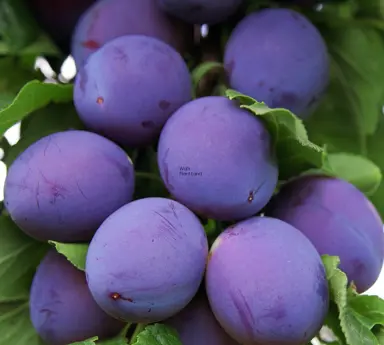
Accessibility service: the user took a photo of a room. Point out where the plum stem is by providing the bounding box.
[130,323,147,343]
[135,171,163,183]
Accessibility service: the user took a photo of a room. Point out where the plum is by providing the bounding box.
[86,197,208,323]
[266,175,384,292]
[157,0,243,24]
[74,35,192,148]
[157,96,278,221]
[224,8,329,118]
[71,0,191,67]
[30,250,124,345]
[165,291,239,345]
[206,216,329,345]
[28,0,95,52]
[4,130,135,242]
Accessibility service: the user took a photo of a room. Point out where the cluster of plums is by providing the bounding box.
[5,0,383,344]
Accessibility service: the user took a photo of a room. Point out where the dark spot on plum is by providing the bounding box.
[261,296,286,321]
[110,292,133,302]
[110,293,120,300]
[258,81,265,87]
[278,92,298,109]
[97,97,104,105]
[351,259,365,278]
[159,100,171,111]
[148,308,152,313]
[141,120,156,129]
[248,191,254,204]
[189,4,203,12]
[308,96,318,107]
[225,60,235,76]
[81,40,101,50]
[269,87,275,92]
[113,46,128,63]
[315,264,329,303]
[79,70,88,93]
[301,24,307,29]
[291,13,300,21]
[152,239,155,243]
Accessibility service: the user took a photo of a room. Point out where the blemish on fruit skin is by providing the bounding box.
[82,40,101,50]
[141,120,156,129]
[159,100,171,111]
[97,97,104,105]
[248,191,254,204]
[109,292,133,302]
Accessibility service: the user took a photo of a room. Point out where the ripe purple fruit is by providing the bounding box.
[224,8,329,117]
[71,0,191,67]
[86,197,208,323]
[206,217,329,345]
[30,250,124,345]
[266,175,384,293]
[157,96,278,221]
[165,292,239,345]
[4,130,135,242]
[74,35,192,148]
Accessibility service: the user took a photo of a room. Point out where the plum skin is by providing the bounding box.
[165,291,239,345]
[266,175,384,293]
[4,130,135,243]
[157,96,278,221]
[157,0,243,24]
[30,250,124,345]
[71,0,191,67]
[86,197,209,323]
[224,8,329,118]
[74,35,192,148]
[206,216,329,345]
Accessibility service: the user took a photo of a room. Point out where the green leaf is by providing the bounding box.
[0,0,40,52]
[0,301,45,345]
[327,153,382,195]
[322,255,384,345]
[306,25,384,155]
[0,216,49,302]
[349,296,384,328]
[70,337,98,345]
[0,80,73,138]
[226,89,328,180]
[49,242,89,272]
[5,103,84,166]
[131,324,182,345]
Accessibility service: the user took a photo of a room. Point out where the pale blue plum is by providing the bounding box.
[30,250,124,345]
[71,0,191,67]
[86,197,208,323]
[206,217,329,345]
[4,130,135,242]
[74,35,192,148]
[157,96,278,221]
[224,8,329,118]
[266,175,384,293]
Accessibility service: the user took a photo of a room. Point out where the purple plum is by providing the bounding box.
[71,0,191,67]
[4,130,135,242]
[74,35,192,148]
[165,291,239,345]
[86,197,208,323]
[206,216,329,345]
[157,96,278,221]
[224,8,329,118]
[30,250,124,345]
[266,175,384,292]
